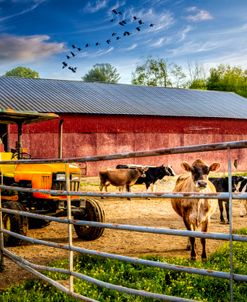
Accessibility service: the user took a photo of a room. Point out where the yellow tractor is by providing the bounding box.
[0,109,105,246]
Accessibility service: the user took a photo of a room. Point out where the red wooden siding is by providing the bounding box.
[9,114,247,176]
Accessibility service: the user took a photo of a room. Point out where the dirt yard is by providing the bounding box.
[1,176,247,290]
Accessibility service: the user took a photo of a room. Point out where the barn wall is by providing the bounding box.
[9,114,247,176]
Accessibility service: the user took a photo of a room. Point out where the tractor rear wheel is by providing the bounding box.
[2,201,28,246]
[74,198,105,241]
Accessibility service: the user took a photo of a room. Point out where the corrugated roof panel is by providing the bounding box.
[0,76,247,119]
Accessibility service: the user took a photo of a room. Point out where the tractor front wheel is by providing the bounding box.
[73,198,105,241]
[2,201,28,246]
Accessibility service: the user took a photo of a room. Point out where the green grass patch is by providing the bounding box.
[1,229,247,302]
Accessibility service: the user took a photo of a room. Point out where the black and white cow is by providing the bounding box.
[116,164,176,191]
[233,176,247,217]
[209,176,244,223]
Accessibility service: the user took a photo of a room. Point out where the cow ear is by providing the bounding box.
[209,163,220,172]
[181,162,192,172]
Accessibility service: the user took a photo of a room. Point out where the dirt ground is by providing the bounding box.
[1,176,247,290]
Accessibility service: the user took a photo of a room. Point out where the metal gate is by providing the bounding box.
[1,140,247,301]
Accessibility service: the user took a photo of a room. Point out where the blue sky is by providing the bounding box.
[0,0,247,84]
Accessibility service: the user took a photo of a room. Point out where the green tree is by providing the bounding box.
[82,63,120,83]
[170,63,187,88]
[5,66,39,78]
[189,79,207,90]
[132,57,172,87]
[207,64,247,97]
[187,62,207,90]
[131,57,186,88]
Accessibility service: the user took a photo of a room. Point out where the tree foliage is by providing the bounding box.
[187,62,207,90]
[189,79,207,90]
[5,66,39,78]
[131,57,186,88]
[187,63,247,97]
[82,63,120,83]
[206,64,247,97]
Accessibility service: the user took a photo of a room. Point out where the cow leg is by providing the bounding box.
[99,181,104,192]
[218,200,225,223]
[200,220,208,261]
[145,183,151,200]
[126,184,131,200]
[183,217,196,260]
[225,200,230,224]
[240,200,247,217]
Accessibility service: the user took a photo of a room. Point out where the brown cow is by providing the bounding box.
[171,159,220,260]
[99,167,146,194]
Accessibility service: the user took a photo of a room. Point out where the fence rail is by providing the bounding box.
[1,139,247,301]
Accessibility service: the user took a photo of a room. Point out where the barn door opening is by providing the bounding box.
[0,124,8,151]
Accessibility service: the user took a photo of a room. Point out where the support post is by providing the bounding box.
[59,119,64,159]
[0,170,4,272]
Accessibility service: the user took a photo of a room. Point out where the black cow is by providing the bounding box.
[209,176,242,224]
[116,164,176,191]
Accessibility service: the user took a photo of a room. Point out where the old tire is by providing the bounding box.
[74,198,105,241]
[28,217,50,229]
[2,201,28,246]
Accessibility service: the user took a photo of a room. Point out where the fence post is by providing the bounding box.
[65,163,74,292]
[0,184,4,272]
[227,148,234,302]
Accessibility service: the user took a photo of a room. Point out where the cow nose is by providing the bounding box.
[197,180,207,188]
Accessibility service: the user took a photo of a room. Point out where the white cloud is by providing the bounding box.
[124,43,137,51]
[179,25,193,41]
[0,0,46,22]
[91,46,114,57]
[151,37,166,48]
[84,0,108,13]
[186,7,213,22]
[169,40,219,57]
[0,34,64,62]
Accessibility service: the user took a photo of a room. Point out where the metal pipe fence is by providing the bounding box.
[0,140,247,301]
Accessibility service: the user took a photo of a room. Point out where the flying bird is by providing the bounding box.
[119,21,125,26]
[112,9,118,14]
[112,32,117,36]
[77,47,82,51]
[95,42,100,46]
[68,66,77,73]
[85,43,89,48]
[72,45,76,49]
[106,39,111,44]
[62,62,68,69]
[70,51,75,57]
[133,16,138,20]
[138,19,144,25]
[116,36,121,40]
[149,23,154,27]
[118,11,123,15]
[136,27,141,31]
[123,31,131,36]
[110,18,115,22]
[66,55,70,59]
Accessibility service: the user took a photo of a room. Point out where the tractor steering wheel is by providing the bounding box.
[11,149,32,160]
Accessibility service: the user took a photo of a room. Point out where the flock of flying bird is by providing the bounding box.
[62,8,155,73]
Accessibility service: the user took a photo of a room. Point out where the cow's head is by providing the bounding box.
[136,167,148,178]
[181,159,220,190]
[163,165,176,176]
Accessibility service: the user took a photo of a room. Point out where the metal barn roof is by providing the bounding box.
[0,76,247,119]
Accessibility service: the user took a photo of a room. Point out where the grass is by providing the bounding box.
[1,229,247,302]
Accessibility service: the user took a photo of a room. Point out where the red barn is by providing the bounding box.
[0,76,247,175]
